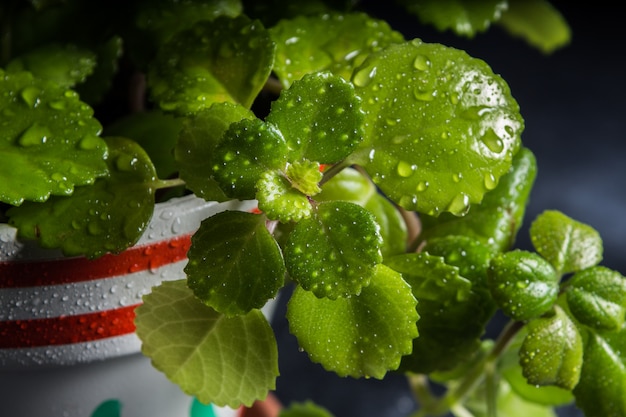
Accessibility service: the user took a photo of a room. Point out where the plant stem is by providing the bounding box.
[408,320,524,417]
[152,178,186,190]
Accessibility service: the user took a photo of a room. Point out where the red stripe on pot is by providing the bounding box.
[0,235,192,289]
[0,304,139,348]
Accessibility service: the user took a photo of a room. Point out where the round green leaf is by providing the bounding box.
[8,136,157,257]
[566,266,626,331]
[175,102,256,201]
[351,40,523,216]
[186,210,285,316]
[0,69,107,206]
[135,280,278,408]
[211,118,288,200]
[148,15,276,115]
[286,264,419,379]
[256,168,316,223]
[520,306,583,390]
[266,72,364,164]
[269,12,404,88]
[530,210,603,275]
[284,201,383,299]
[487,250,559,321]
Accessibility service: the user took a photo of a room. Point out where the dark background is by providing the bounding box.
[271,2,625,417]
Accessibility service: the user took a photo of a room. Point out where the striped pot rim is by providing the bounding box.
[0,195,257,369]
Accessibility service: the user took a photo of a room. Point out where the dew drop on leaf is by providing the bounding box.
[20,86,41,108]
[353,65,377,87]
[18,123,51,147]
[480,128,504,153]
[446,192,470,216]
[396,161,416,178]
[413,55,431,71]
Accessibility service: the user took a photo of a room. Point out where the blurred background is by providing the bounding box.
[271,2,626,417]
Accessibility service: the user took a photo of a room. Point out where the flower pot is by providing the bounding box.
[0,195,268,417]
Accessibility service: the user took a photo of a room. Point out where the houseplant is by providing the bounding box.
[1,1,624,417]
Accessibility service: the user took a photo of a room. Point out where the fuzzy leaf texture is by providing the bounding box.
[287,264,418,379]
[419,147,536,253]
[316,167,408,259]
[519,306,583,390]
[497,0,571,54]
[566,266,626,331]
[530,210,603,275]
[265,72,364,164]
[573,326,626,417]
[351,39,523,216]
[284,201,382,299]
[186,210,285,316]
[0,69,107,206]
[148,15,275,115]
[8,137,157,258]
[487,250,559,321]
[269,12,404,88]
[175,102,255,201]
[386,253,493,373]
[397,0,507,37]
[135,280,279,408]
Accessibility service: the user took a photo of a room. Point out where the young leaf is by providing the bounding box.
[566,266,626,331]
[519,306,583,390]
[419,147,537,253]
[0,69,107,206]
[466,379,559,417]
[284,201,383,299]
[186,210,285,316]
[266,72,364,164]
[316,167,408,258]
[529,210,603,275]
[396,0,507,37]
[487,250,559,321]
[135,280,279,408]
[351,40,523,216]
[269,12,404,88]
[256,166,317,222]
[286,264,418,379]
[573,326,626,417]
[148,15,276,115]
[175,102,256,201]
[497,0,571,54]
[7,136,157,258]
[211,118,288,200]
[6,42,97,88]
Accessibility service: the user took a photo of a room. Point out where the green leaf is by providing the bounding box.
[566,266,626,331]
[351,40,523,216]
[256,165,318,222]
[7,136,157,257]
[396,0,508,38]
[386,253,492,373]
[269,12,404,88]
[530,210,603,275]
[135,280,279,408]
[487,250,559,321]
[501,329,574,406]
[212,118,288,200]
[316,167,408,258]
[186,210,285,316]
[519,306,583,390]
[266,72,364,164]
[497,0,571,54]
[286,264,418,378]
[466,379,558,417]
[75,36,124,106]
[573,326,626,417]
[148,15,275,115]
[6,42,97,88]
[284,201,382,299]
[0,69,107,206]
[279,401,335,417]
[419,147,537,253]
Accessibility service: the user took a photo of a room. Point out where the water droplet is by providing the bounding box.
[413,86,434,101]
[481,128,504,153]
[48,100,66,110]
[416,181,429,192]
[20,86,41,108]
[115,154,138,171]
[447,193,470,216]
[413,55,431,71]
[353,65,377,87]
[452,172,463,183]
[77,136,101,150]
[484,173,497,190]
[396,161,416,177]
[18,123,51,147]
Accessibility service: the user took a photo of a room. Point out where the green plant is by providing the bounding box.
[1,1,623,417]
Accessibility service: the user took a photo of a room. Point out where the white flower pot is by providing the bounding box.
[0,195,267,417]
